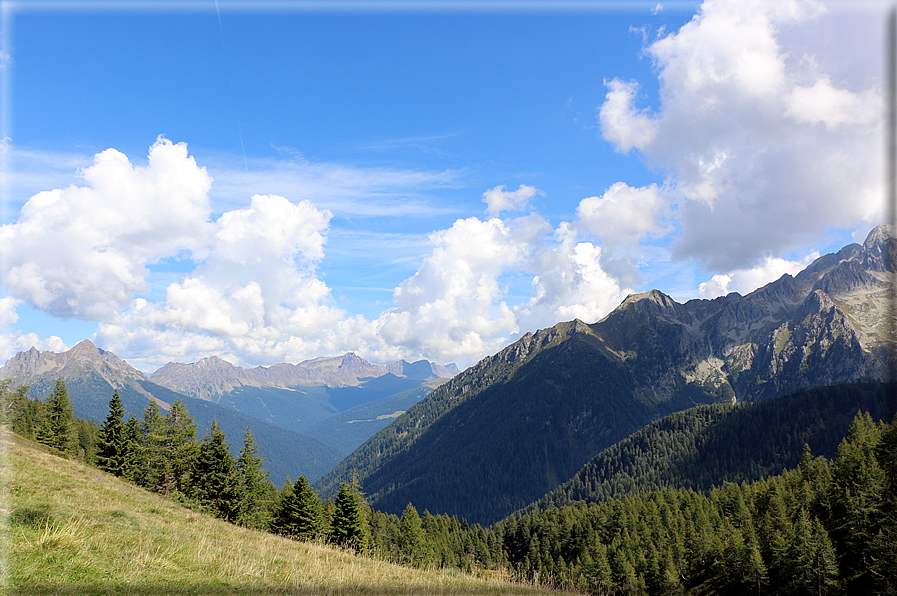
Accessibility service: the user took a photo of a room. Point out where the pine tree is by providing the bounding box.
[236,427,269,528]
[832,412,886,583]
[192,419,242,522]
[96,392,126,476]
[870,414,897,594]
[38,378,77,455]
[809,517,839,596]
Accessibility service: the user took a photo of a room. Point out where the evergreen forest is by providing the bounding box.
[3,378,895,595]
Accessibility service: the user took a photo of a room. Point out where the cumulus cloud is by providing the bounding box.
[357,213,632,365]
[599,0,882,272]
[576,182,667,251]
[516,222,632,330]
[0,137,214,320]
[366,214,549,362]
[599,79,658,154]
[96,194,344,367]
[482,184,543,217]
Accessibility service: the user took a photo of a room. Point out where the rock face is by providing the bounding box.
[590,225,895,402]
[317,226,896,524]
[148,353,459,402]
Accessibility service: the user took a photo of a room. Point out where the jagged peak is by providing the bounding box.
[863,224,891,250]
[70,338,101,355]
[195,355,237,369]
[861,224,895,272]
[615,289,683,317]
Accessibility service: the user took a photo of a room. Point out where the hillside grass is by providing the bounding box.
[0,429,572,595]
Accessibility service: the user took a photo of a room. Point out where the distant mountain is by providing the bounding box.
[0,340,344,484]
[316,226,896,524]
[146,352,457,452]
[148,352,458,401]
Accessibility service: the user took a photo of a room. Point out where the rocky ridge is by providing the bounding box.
[148,353,459,402]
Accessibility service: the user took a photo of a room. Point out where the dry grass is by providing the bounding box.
[1,429,575,595]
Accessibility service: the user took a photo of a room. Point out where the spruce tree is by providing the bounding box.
[96,392,126,476]
[236,427,269,528]
[38,378,77,455]
[193,419,242,522]
[399,503,424,565]
[331,479,369,551]
[140,401,166,490]
[121,413,143,483]
[162,400,199,496]
[273,476,324,541]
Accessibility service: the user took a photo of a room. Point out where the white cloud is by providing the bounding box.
[698,251,820,298]
[786,77,880,130]
[366,214,548,362]
[599,79,657,154]
[516,222,632,330]
[95,194,344,367]
[482,184,543,217]
[599,0,883,272]
[0,137,214,320]
[576,182,667,250]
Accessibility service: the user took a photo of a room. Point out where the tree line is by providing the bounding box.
[4,378,896,594]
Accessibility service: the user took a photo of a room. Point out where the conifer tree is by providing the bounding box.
[331,478,370,551]
[96,392,126,476]
[870,415,897,594]
[121,413,143,483]
[75,418,98,463]
[236,427,269,528]
[162,400,199,496]
[832,411,885,582]
[399,503,425,565]
[193,419,242,522]
[38,378,77,455]
[273,475,324,541]
[139,401,166,490]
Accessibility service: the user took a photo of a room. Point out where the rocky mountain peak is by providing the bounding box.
[862,224,896,272]
[70,339,101,357]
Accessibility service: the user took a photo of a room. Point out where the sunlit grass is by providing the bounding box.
[1,429,574,595]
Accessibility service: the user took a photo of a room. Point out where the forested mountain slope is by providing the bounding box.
[522,381,893,514]
[317,227,896,525]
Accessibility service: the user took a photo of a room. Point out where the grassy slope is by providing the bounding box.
[0,430,571,596]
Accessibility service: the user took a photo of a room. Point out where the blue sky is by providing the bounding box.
[0,0,889,371]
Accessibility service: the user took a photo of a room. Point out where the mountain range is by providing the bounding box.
[315,225,896,524]
[3,226,893,522]
[0,344,457,482]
